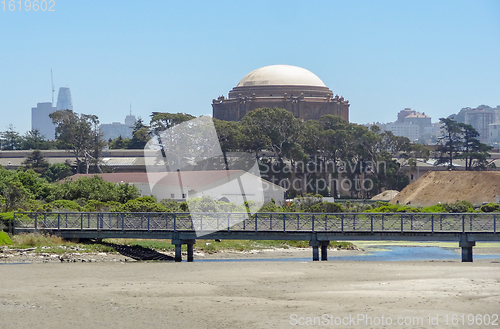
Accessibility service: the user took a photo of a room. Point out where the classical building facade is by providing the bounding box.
[212,65,349,122]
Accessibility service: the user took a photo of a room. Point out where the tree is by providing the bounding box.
[213,118,244,170]
[50,110,105,174]
[20,129,53,150]
[109,135,131,149]
[21,150,49,176]
[435,118,463,169]
[459,123,491,170]
[128,118,150,149]
[0,125,22,150]
[44,162,74,183]
[241,108,301,161]
[150,112,196,135]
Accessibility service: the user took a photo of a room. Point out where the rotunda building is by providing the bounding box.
[212,65,349,122]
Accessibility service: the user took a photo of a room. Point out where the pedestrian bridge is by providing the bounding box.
[13,212,500,262]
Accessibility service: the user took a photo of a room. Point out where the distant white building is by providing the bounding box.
[31,87,74,140]
[385,122,419,141]
[31,102,57,140]
[100,114,137,141]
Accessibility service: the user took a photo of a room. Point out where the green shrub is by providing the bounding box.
[421,204,447,213]
[50,199,82,212]
[443,200,474,213]
[310,202,345,213]
[0,231,12,245]
[35,204,53,212]
[111,196,168,212]
[480,203,500,213]
[84,200,121,212]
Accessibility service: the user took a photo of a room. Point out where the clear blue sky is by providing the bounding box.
[1,0,499,134]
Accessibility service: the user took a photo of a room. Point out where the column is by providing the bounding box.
[312,246,319,261]
[187,243,194,262]
[321,243,329,261]
[174,243,182,262]
[459,235,476,262]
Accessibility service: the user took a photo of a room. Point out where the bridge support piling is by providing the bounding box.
[312,246,319,261]
[174,243,182,262]
[310,240,329,261]
[459,235,475,262]
[321,242,330,261]
[187,243,194,262]
[172,239,196,262]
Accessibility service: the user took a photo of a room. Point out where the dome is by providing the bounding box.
[237,65,326,88]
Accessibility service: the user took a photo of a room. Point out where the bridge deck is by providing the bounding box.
[13,212,500,262]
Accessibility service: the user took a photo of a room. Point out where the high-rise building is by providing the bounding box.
[31,102,57,140]
[100,114,137,142]
[465,108,495,144]
[56,87,73,111]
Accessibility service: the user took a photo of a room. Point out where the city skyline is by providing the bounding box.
[1,0,499,134]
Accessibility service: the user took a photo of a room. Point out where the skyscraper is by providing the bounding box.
[56,87,73,111]
[31,102,57,140]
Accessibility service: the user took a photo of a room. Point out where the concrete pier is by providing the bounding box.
[310,240,330,261]
[459,235,476,262]
[172,239,196,262]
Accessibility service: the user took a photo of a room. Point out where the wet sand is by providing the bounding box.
[1,259,499,328]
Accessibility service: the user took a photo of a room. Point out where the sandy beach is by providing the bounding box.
[1,257,499,329]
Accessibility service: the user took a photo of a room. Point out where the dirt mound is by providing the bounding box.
[371,190,399,201]
[390,171,500,207]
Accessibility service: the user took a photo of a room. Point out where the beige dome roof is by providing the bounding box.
[237,65,326,87]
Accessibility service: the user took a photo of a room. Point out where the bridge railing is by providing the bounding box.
[13,212,499,233]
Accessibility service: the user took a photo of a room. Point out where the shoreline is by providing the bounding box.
[2,241,500,264]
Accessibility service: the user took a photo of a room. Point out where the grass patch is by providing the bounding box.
[0,231,12,245]
[11,233,69,248]
[8,233,117,254]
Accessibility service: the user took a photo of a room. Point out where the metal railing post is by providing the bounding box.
[470,214,473,232]
[57,213,60,230]
[431,214,434,233]
[122,214,125,231]
[462,214,465,233]
[370,215,373,233]
[34,213,38,229]
[494,214,497,233]
[312,214,315,232]
[173,214,177,232]
[11,213,15,234]
[283,214,286,232]
[400,214,403,233]
[341,214,344,232]
[147,214,150,231]
[228,214,231,232]
[269,213,273,230]
[255,213,258,232]
[324,214,327,231]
